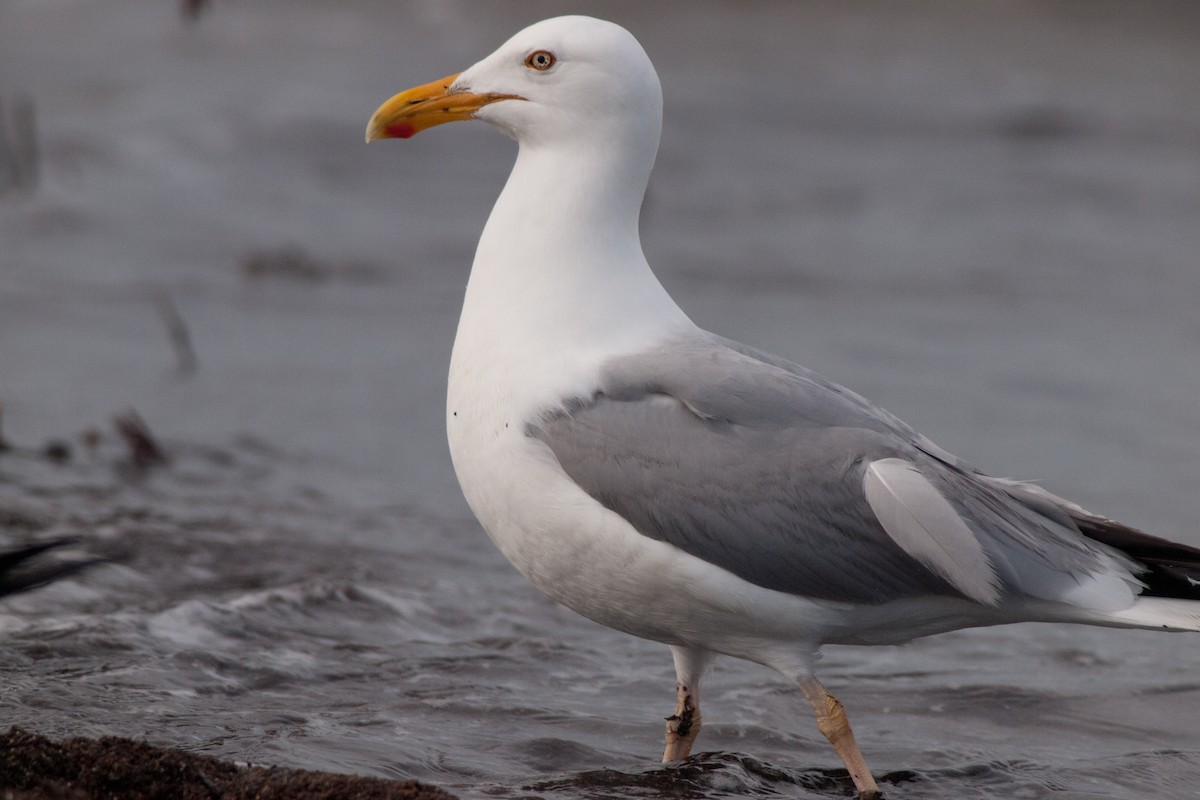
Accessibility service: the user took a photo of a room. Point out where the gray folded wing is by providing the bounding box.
[528,333,1143,609]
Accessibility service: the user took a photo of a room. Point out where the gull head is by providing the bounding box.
[365,16,662,151]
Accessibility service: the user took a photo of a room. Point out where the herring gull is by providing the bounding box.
[366,15,1200,797]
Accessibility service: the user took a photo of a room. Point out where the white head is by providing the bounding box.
[366,16,662,155]
[368,17,692,407]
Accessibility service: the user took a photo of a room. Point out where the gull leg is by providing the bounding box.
[662,645,714,762]
[796,676,880,799]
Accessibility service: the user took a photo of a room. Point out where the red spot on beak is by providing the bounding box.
[386,122,417,139]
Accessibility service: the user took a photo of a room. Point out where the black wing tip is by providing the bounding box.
[1076,517,1200,600]
[0,537,108,599]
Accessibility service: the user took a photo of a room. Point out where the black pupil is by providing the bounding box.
[535,53,549,67]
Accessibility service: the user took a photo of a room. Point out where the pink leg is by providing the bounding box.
[662,646,714,762]
[796,676,880,798]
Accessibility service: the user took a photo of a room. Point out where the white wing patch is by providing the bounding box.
[863,458,1001,605]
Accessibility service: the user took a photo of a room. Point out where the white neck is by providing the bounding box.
[448,138,693,420]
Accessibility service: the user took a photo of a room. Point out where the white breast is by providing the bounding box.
[437,96,854,663]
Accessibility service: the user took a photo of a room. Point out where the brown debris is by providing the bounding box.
[241,245,331,283]
[181,0,211,22]
[41,440,72,464]
[111,409,168,468]
[240,245,381,284]
[0,727,458,800]
[80,426,102,456]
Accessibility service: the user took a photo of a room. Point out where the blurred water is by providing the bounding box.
[2,1,1199,798]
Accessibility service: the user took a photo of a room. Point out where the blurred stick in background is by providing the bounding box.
[0,402,10,452]
[153,289,199,377]
[0,94,40,196]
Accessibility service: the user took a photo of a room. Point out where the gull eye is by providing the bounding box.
[524,50,556,71]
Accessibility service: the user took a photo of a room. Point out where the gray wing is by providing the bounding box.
[529,333,1144,608]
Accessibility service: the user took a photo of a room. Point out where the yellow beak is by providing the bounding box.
[365,72,521,142]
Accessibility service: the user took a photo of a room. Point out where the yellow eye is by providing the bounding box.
[524,50,556,71]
